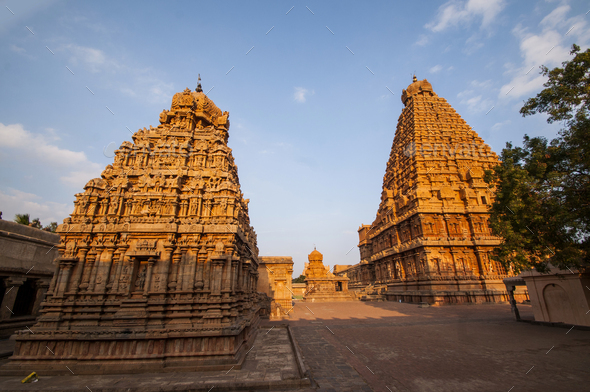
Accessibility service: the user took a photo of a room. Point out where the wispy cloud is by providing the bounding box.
[63,43,119,73]
[426,0,506,32]
[0,123,102,188]
[429,65,443,74]
[415,35,429,46]
[499,4,590,100]
[0,188,71,225]
[294,87,314,103]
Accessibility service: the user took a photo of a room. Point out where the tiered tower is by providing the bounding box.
[355,76,526,305]
[303,248,353,302]
[6,79,263,374]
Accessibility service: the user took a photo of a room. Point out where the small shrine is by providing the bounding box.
[303,248,354,302]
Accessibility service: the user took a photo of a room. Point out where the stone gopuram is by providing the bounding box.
[303,249,353,302]
[257,257,293,320]
[4,79,263,375]
[351,76,527,305]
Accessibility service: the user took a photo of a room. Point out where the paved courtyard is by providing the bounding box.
[285,300,590,392]
[0,301,588,391]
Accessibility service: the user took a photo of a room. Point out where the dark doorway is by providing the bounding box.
[12,280,36,317]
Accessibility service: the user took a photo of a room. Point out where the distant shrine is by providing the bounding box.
[5,77,264,374]
[339,76,528,305]
[303,248,353,302]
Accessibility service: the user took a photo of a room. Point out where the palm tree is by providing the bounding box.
[14,213,31,225]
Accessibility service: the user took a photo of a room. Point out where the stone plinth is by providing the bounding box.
[257,256,293,320]
[352,76,528,305]
[2,79,263,375]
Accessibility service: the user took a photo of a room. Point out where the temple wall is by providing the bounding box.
[0,219,57,337]
[257,257,293,320]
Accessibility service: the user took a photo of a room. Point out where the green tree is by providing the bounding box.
[292,275,306,283]
[14,213,31,226]
[14,213,43,229]
[43,222,58,232]
[485,44,590,273]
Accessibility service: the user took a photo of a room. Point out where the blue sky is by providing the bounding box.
[1,0,588,275]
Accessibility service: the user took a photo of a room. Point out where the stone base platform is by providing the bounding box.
[385,289,529,305]
[0,325,311,391]
[303,292,355,302]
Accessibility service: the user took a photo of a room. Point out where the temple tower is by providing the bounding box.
[355,76,527,305]
[5,79,263,374]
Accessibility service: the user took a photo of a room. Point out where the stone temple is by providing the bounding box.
[4,79,263,374]
[339,77,528,305]
[303,248,353,302]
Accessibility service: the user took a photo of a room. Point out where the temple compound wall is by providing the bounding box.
[3,80,263,375]
[344,77,528,306]
[257,257,293,320]
[0,219,57,337]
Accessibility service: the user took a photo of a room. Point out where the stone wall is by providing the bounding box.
[258,257,293,320]
[0,219,58,337]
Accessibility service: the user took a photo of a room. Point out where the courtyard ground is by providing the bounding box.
[285,300,590,392]
[0,300,587,391]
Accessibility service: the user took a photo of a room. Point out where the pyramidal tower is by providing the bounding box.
[351,76,525,305]
[6,78,263,374]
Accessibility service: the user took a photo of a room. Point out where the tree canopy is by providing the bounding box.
[292,275,306,283]
[14,213,58,232]
[485,44,590,273]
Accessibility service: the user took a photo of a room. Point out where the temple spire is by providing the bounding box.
[196,74,203,92]
[413,74,417,82]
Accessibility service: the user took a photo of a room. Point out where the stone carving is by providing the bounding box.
[7,78,263,375]
[346,76,522,305]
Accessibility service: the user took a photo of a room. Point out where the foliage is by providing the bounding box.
[13,213,55,231]
[14,213,31,226]
[292,274,306,283]
[43,222,58,232]
[485,44,590,273]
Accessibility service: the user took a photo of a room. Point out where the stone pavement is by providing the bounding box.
[283,300,590,392]
[0,325,309,391]
[1,301,588,391]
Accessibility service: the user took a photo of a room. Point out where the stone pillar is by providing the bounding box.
[111,245,129,293]
[231,259,239,294]
[210,257,225,295]
[159,245,174,293]
[56,260,75,297]
[70,247,89,294]
[144,258,157,296]
[187,249,197,291]
[79,251,96,292]
[195,247,207,289]
[0,277,25,319]
[507,285,521,321]
[31,278,51,316]
[88,248,103,292]
[169,249,182,291]
[96,246,115,293]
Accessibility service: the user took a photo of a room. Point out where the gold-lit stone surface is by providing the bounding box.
[303,249,354,302]
[339,77,528,305]
[4,80,263,375]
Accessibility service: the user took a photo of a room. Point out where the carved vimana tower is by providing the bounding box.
[5,77,263,374]
[354,76,527,305]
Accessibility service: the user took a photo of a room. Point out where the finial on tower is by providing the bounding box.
[413,74,417,82]
[196,74,203,92]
